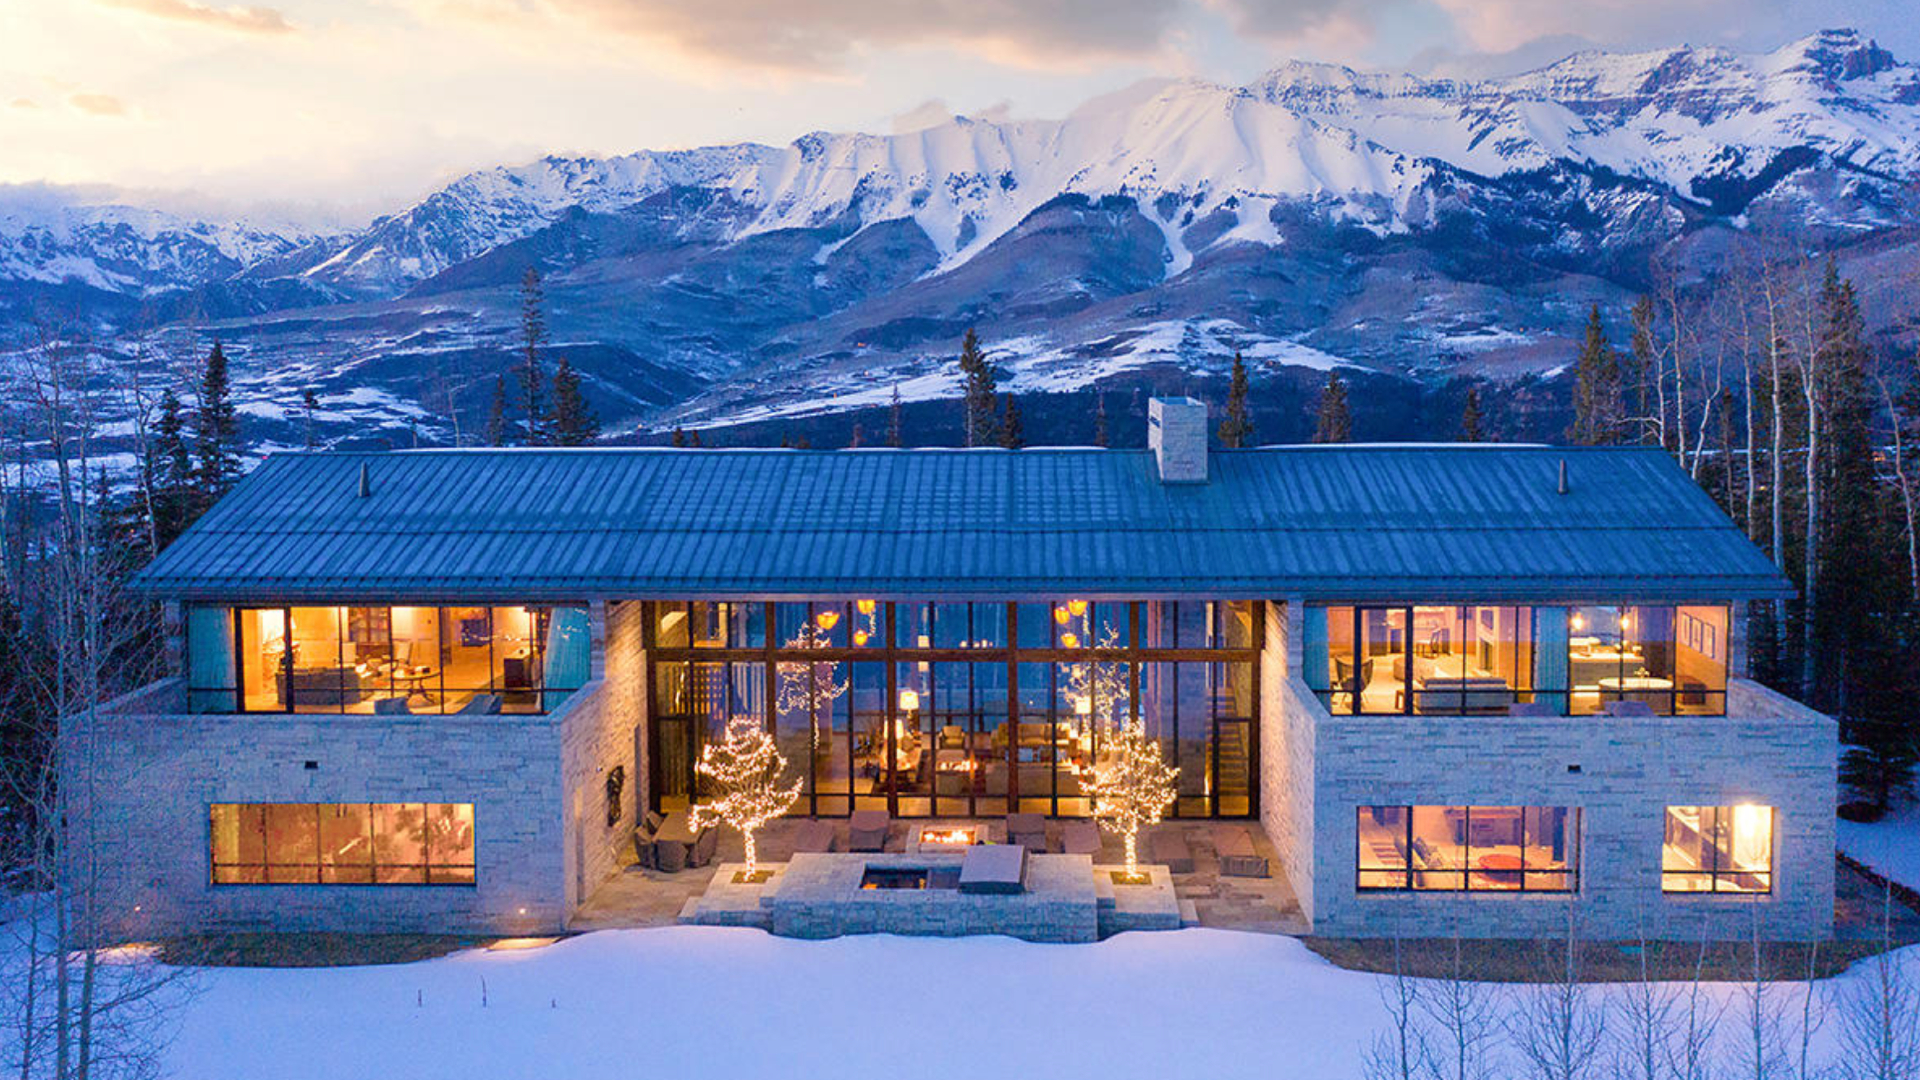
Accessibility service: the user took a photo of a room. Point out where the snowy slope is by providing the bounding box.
[0,198,321,295]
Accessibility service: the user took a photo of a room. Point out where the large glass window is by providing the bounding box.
[209,803,475,885]
[1310,603,1728,717]
[1663,805,1772,893]
[211,605,588,715]
[1569,605,1728,716]
[1314,605,1535,716]
[647,599,1259,818]
[1357,805,1579,892]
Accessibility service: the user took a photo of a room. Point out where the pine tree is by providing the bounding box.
[193,341,240,497]
[301,388,320,450]
[1218,350,1253,448]
[152,388,195,546]
[671,427,688,448]
[1093,392,1110,448]
[1569,305,1624,445]
[1313,372,1351,443]
[485,376,507,447]
[689,429,703,448]
[848,422,864,449]
[1627,296,1658,445]
[887,386,903,448]
[997,394,1025,449]
[957,328,999,447]
[547,355,598,446]
[518,267,548,446]
[1460,386,1484,442]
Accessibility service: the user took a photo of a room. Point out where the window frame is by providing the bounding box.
[1355,804,1582,894]
[208,802,477,886]
[1661,804,1774,895]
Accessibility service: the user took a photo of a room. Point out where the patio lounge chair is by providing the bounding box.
[1149,828,1194,874]
[687,825,719,868]
[1006,812,1047,851]
[1061,821,1101,858]
[455,694,502,715]
[848,809,891,852]
[791,819,836,854]
[1218,827,1269,878]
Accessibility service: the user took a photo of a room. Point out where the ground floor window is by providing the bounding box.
[1356,805,1579,892]
[1662,805,1772,893]
[209,803,476,885]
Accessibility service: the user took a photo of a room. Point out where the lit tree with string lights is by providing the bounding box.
[1085,721,1178,879]
[689,715,802,877]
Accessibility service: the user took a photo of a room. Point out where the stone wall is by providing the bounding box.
[71,679,613,938]
[1258,598,1317,924]
[558,600,646,918]
[1303,677,1836,940]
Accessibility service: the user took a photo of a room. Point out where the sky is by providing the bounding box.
[0,0,1913,226]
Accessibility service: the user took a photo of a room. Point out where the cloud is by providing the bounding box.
[547,0,1182,72]
[95,0,295,35]
[69,93,129,117]
[10,98,39,109]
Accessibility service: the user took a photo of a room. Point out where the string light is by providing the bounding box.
[689,715,802,875]
[1086,720,1178,877]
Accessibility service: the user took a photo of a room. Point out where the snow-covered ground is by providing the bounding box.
[1839,802,1920,893]
[3,926,1882,1080]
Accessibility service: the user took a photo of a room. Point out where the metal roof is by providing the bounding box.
[133,445,1794,603]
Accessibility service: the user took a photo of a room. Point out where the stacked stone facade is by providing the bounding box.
[1256,600,1836,941]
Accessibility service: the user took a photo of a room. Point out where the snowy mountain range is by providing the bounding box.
[5,28,1920,447]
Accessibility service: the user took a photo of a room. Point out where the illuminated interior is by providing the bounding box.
[1662,804,1773,893]
[1356,805,1579,892]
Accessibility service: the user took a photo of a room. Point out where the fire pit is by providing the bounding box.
[913,824,982,852]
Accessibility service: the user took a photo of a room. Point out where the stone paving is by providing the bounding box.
[570,817,1307,935]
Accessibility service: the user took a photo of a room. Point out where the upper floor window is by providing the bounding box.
[1312,605,1536,716]
[1568,606,1727,716]
[188,604,590,715]
[1305,603,1729,717]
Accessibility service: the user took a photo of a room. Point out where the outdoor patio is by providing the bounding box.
[569,818,1306,935]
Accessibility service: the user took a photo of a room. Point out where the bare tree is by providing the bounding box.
[1363,936,1430,1080]
[1831,885,1920,1080]
[1878,370,1919,603]
[0,316,193,1080]
[1419,937,1504,1080]
[1509,904,1606,1080]
[1609,915,1680,1080]
[1664,933,1726,1080]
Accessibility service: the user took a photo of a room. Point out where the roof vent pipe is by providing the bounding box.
[358,462,371,498]
[1557,458,1569,495]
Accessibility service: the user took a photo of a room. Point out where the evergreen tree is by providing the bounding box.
[547,355,599,446]
[689,429,703,448]
[957,328,999,447]
[301,387,320,450]
[1460,387,1484,442]
[485,376,507,447]
[848,422,864,449]
[1313,372,1351,443]
[518,267,548,445]
[152,388,195,546]
[1218,350,1253,448]
[997,394,1025,449]
[887,386,903,448]
[193,341,240,496]
[671,427,688,448]
[1093,392,1109,448]
[1627,296,1657,445]
[1569,304,1624,445]
[1811,263,1913,809]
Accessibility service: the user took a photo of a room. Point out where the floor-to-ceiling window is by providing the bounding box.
[1306,603,1728,717]
[645,599,1260,818]
[192,604,589,715]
